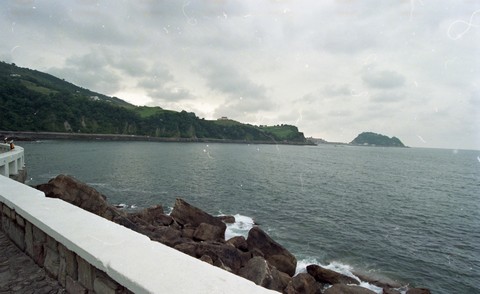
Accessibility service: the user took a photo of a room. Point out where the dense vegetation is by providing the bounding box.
[0,62,308,143]
[350,132,406,147]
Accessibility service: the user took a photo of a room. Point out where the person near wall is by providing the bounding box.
[9,140,14,150]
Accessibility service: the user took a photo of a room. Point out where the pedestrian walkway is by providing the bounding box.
[0,230,65,293]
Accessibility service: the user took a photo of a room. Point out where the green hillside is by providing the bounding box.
[0,61,308,143]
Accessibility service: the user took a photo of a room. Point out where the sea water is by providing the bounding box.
[21,141,480,293]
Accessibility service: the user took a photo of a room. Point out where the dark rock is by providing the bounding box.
[238,256,288,292]
[181,227,195,239]
[218,215,236,224]
[239,256,269,285]
[195,242,247,272]
[307,264,359,285]
[157,214,174,226]
[406,288,431,294]
[128,205,164,226]
[170,198,226,238]
[271,266,291,292]
[36,175,112,217]
[214,258,233,272]
[353,271,402,289]
[174,243,197,257]
[150,226,182,247]
[36,175,138,230]
[112,215,143,233]
[193,223,225,241]
[226,236,249,252]
[284,283,296,294]
[289,273,318,294]
[383,288,401,294]
[199,255,214,265]
[324,284,376,294]
[247,226,297,276]
[170,198,222,227]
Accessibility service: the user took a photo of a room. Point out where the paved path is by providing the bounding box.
[0,230,65,294]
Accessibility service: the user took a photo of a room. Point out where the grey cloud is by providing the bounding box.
[296,93,318,104]
[469,89,480,106]
[323,84,352,97]
[370,91,406,103]
[137,66,174,89]
[48,49,122,94]
[6,1,137,46]
[327,110,354,117]
[0,53,12,63]
[362,70,406,89]
[213,96,274,121]
[49,65,122,94]
[199,59,268,101]
[146,86,192,103]
[315,26,379,54]
[198,59,274,119]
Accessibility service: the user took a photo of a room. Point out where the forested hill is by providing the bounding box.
[350,132,406,147]
[0,61,308,144]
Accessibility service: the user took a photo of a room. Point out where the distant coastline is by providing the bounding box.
[0,130,316,146]
[309,131,408,148]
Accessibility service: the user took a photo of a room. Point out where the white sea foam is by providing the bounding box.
[223,214,255,240]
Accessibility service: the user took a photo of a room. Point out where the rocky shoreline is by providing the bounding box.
[35,175,430,294]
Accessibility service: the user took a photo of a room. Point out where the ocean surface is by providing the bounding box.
[21,141,480,293]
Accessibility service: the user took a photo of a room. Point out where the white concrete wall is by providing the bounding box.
[0,143,24,177]
[0,175,277,294]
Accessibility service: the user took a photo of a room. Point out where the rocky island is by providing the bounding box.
[35,175,429,294]
[350,132,406,147]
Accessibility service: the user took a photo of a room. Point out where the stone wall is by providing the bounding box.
[0,201,132,294]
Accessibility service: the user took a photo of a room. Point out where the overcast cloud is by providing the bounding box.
[1,0,479,149]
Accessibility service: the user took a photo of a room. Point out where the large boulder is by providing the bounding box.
[150,226,183,247]
[324,284,376,294]
[194,242,249,272]
[287,273,318,294]
[238,256,289,292]
[36,175,130,224]
[246,226,297,276]
[193,223,225,241]
[227,236,249,252]
[307,264,359,285]
[170,198,226,238]
[174,242,197,257]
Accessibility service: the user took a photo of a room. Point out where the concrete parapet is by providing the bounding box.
[0,143,26,183]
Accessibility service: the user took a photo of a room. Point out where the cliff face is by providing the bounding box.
[350,132,406,147]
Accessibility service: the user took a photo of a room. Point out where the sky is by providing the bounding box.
[1,1,479,150]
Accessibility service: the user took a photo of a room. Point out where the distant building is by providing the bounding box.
[218,116,229,120]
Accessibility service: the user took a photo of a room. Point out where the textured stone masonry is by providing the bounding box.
[0,201,132,294]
